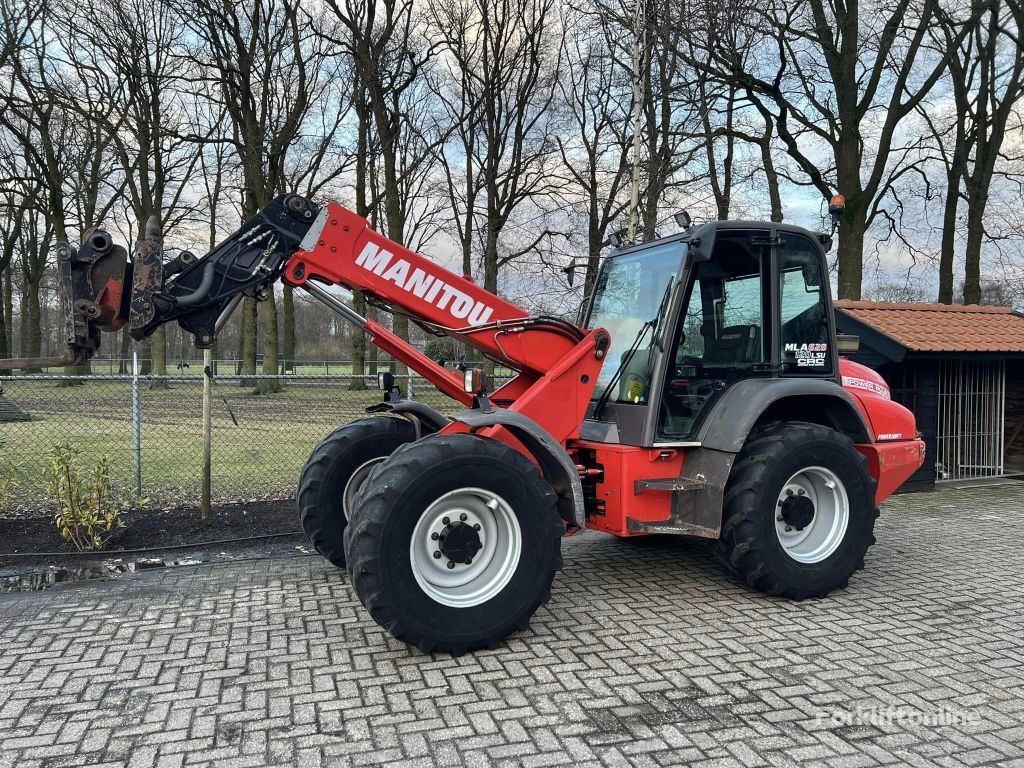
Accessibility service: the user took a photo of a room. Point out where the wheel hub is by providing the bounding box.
[438,520,483,564]
[779,494,815,530]
[774,467,850,564]
[410,487,523,608]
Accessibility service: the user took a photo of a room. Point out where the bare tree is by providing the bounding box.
[677,0,983,299]
[178,0,334,390]
[555,3,633,294]
[322,0,444,376]
[594,0,703,240]
[56,0,207,380]
[433,0,565,308]
[948,0,1024,303]
[0,4,124,369]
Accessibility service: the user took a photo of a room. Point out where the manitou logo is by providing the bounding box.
[355,242,495,326]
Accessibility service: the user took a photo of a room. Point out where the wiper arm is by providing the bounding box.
[593,318,654,420]
[593,278,675,420]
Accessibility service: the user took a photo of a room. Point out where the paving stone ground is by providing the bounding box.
[1,483,1023,767]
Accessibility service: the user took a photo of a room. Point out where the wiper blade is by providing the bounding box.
[593,318,654,420]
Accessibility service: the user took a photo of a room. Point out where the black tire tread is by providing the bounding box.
[715,421,879,599]
[343,433,563,653]
[297,417,415,567]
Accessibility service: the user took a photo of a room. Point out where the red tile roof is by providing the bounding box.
[835,300,1024,353]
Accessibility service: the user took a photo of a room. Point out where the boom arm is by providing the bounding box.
[5,194,609,438]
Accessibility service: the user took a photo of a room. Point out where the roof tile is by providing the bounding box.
[834,300,1024,352]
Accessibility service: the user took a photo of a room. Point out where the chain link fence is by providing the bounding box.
[0,373,470,514]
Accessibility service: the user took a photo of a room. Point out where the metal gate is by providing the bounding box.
[936,359,1006,481]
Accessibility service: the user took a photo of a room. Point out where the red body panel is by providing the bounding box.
[284,202,923,537]
[838,358,925,504]
[857,441,927,505]
[839,358,917,441]
[573,442,683,535]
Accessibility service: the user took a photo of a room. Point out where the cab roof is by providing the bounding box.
[607,220,830,260]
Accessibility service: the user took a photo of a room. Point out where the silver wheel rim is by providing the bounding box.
[775,466,850,564]
[342,458,385,521]
[410,487,522,608]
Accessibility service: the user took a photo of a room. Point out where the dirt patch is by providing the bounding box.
[0,499,304,570]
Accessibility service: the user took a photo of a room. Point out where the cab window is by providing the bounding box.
[779,235,832,375]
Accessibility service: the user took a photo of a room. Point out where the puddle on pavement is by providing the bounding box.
[1,562,123,593]
[0,544,312,594]
[1,557,201,593]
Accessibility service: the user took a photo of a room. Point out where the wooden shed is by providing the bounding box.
[834,301,1024,490]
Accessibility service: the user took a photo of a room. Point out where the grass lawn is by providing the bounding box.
[1,377,461,512]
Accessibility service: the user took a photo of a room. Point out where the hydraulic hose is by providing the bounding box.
[174,259,217,307]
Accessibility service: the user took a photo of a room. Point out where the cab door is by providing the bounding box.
[653,228,772,443]
[776,232,839,380]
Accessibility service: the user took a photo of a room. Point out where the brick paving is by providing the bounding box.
[1,484,1023,767]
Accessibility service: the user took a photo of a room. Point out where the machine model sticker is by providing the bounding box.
[355,242,496,326]
[784,342,827,367]
[841,375,890,399]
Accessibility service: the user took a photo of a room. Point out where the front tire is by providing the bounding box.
[716,422,879,599]
[297,417,416,568]
[344,433,564,653]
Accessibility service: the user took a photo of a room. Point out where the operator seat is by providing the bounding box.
[702,325,760,364]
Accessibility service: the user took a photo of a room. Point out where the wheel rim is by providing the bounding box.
[775,466,850,564]
[342,458,385,521]
[409,487,522,608]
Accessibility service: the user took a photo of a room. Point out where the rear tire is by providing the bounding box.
[716,422,878,599]
[344,433,563,654]
[298,417,415,568]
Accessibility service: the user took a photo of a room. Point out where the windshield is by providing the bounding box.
[586,241,684,404]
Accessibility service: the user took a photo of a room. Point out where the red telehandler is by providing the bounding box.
[3,193,924,652]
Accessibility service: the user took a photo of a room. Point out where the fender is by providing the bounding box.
[449,408,586,529]
[696,378,873,453]
[365,399,450,437]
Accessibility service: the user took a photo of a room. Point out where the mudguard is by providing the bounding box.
[365,399,450,437]
[696,378,873,452]
[448,408,586,529]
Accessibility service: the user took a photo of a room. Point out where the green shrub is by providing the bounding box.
[47,443,133,551]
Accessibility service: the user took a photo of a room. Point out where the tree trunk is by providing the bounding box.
[240,297,257,379]
[584,217,602,301]
[482,224,500,375]
[349,292,367,390]
[148,326,169,389]
[962,189,988,304]
[119,327,131,374]
[2,268,11,355]
[0,272,7,359]
[835,203,866,300]
[937,172,961,304]
[256,286,282,393]
[761,138,783,223]
[282,284,295,374]
[20,279,42,358]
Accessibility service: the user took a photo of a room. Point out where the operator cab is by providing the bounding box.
[582,222,838,446]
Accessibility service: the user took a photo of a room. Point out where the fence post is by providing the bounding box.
[201,348,213,519]
[131,351,142,499]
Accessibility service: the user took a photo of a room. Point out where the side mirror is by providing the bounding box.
[801,259,822,289]
[563,261,576,287]
[837,334,860,355]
